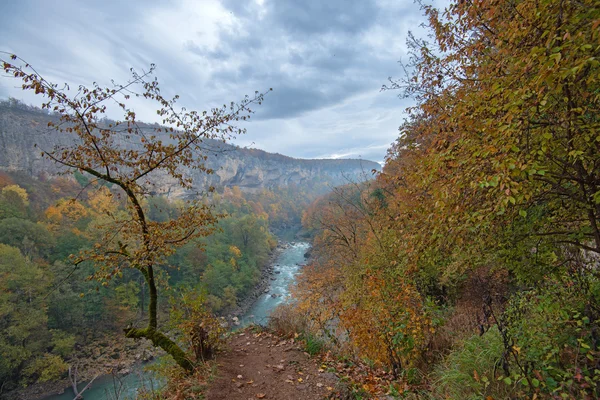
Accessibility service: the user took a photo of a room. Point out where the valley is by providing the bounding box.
[1,1,598,398]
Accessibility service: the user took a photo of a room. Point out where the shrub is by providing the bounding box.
[268,303,309,337]
[169,290,225,364]
[502,277,600,398]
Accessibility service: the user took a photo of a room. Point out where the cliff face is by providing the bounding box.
[0,104,379,196]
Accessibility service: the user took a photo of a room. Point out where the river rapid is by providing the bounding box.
[42,241,309,400]
[239,241,309,327]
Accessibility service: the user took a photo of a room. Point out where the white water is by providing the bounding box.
[240,241,309,327]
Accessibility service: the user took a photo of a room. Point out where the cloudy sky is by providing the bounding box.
[1,0,448,163]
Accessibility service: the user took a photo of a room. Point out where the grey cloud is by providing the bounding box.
[185,41,230,60]
[256,77,370,119]
[267,0,380,35]
[1,0,445,162]
[193,0,424,120]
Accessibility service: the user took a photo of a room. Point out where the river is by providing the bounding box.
[42,241,309,400]
[239,241,309,327]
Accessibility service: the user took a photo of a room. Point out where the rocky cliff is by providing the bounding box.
[0,102,379,196]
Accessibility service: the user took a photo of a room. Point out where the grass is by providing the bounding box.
[429,325,514,400]
[303,332,325,355]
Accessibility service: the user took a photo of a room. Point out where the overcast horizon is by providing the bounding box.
[1,0,448,163]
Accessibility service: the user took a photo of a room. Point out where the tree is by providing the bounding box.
[384,0,600,264]
[0,184,29,219]
[292,1,600,395]
[0,217,54,258]
[1,54,269,372]
[378,0,600,396]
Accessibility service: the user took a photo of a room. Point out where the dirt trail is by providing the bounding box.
[206,329,338,400]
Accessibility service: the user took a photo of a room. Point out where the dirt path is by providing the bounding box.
[206,329,338,400]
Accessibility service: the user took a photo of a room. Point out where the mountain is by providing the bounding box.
[0,101,380,197]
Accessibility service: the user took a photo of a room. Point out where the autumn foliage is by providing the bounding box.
[292,0,600,398]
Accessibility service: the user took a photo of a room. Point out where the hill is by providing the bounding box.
[0,100,380,198]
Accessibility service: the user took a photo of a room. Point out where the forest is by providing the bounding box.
[1,0,599,398]
[278,0,600,398]
[0,165,322,387]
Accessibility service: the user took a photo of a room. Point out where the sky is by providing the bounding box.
[0,0,449,163]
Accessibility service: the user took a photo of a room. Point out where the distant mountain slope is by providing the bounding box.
[0,101,379,197]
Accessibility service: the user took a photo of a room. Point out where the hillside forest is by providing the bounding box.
[1,0,600,399]
[0,161,336,385]
[281,1,600,399]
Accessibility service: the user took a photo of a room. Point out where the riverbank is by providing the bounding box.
[2,334,161,400]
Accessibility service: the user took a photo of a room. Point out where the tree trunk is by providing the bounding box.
[124,326,194,372]
[126,264,194,373]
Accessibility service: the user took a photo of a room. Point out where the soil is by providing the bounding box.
[206,329,339,400]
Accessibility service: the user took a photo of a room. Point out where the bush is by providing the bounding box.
[169,290,225,364]
[21,354,68,384]
[502,277,600,398]
[268,303,309,337]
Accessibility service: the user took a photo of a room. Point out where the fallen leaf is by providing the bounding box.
[317,383,323,388]
[247,380,254,384]
[297,378,303,383]
[256,393,266,398]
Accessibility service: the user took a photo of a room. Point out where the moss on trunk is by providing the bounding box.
[124,326,194,372]
[125,264,194,373]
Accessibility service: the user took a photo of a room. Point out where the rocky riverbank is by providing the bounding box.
[2,334,161,400]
